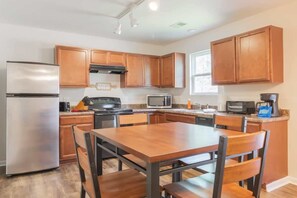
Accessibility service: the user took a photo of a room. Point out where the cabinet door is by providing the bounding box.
[158,113,167,123]
[144,56,160,87]
[236,27,270,82]
[91,50,108,65]
[125,54,144,87]
[109,52,126,66]
[165,113,196,124]
[161,54,174,87]
[211,37,237,84]
[59,123,93,162]
[56,46,89,87]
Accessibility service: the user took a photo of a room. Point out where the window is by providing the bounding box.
[190,50,218,95]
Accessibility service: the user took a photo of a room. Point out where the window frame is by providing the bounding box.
[190,49,218,96]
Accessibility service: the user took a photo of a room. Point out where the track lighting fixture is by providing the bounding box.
[129,12,138,28]
[113,20,122,35]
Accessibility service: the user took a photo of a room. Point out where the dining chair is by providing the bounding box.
[179,114,247,170]
[117,113,149,171]
[178,114,247,185]
[72,125,146,198]
[164,130,270,198]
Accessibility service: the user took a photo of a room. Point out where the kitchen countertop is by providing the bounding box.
[59,108,289,123]
[133,108,289,123]
[59,111,94,116]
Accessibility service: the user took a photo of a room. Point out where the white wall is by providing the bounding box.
[162,1,297,178]
[0,23,164,164]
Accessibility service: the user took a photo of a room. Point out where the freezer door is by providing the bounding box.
[7,62,59,94]
[6,97,59,175]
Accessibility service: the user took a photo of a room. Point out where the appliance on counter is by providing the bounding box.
[59,102,70,112]
[256,93,280,117]
[226,101,256,115]
[6,61,59,175]
[88,97,133,159]
[147,94,172,109]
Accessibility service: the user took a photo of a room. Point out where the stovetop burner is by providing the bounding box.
[92,108,133,114]
[88,97,133,115]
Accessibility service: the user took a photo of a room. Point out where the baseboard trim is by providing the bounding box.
[289,176,297,185]
[265,176,297,192]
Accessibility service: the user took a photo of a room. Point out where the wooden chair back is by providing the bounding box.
[72,126,101,198]
[117,113,149,127]
[213,131,270,198]
[214,114,247,132]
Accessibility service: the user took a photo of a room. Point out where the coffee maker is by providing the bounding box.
[257,93,280,117]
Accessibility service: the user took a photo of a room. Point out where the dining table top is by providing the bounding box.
[91,122,243,163]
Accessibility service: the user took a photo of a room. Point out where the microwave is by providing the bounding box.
[147,95,172,109]
[226,101,255,115]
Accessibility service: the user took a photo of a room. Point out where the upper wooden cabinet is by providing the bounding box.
[211,26,283,85]
[121,54,144,87]
[211,37,237,84]
[160,53,185,88]
[121,55,162,88]
[91,50,126,66]
[144,56,160,87]
[56,46,90,87]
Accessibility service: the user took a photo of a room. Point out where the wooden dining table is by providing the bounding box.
[91,122,243,198]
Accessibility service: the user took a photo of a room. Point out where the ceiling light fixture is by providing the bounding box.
[148,0,160,11]
[112,0,146,35]
[129,12,138,28]
[113,20,122,35]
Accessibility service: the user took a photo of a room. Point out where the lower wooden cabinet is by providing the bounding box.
[59,114,94,163]
[165,113,196,124]
[149,113,166,124]
[150,113,195,124]
[246,120,288,187]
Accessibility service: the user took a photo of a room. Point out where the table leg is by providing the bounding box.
[172,161,182,182]
[95,137,103,176]
[146,162,160,198]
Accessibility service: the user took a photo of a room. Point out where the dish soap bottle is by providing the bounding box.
[187,99,191,109]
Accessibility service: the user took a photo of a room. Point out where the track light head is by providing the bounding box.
[114,21,122,35]
[129,12,138,28]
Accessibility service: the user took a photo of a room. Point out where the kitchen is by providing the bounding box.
[1,0,297,197]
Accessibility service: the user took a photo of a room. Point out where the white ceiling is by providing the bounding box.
[0,0,294,45]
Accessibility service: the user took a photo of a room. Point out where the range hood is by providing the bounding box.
[89,64,127,74]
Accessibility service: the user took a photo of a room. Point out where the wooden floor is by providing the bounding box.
[0,159,297,197]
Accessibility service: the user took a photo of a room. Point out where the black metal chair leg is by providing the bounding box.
[118,159,123,171]
[80,185,86,198]
[165,191,171,198]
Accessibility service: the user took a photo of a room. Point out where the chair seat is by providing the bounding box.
[84,169,146,198]
[179,153,211,165]
[163,173,254,198]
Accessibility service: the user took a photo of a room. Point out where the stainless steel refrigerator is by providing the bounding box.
[6,61,59,175]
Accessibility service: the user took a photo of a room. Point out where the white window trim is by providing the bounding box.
[190,49,218,96]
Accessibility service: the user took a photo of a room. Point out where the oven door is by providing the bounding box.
[94,114,117,129]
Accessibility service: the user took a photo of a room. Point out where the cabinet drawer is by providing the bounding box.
[166,113,196,124]
[60,115,94,125]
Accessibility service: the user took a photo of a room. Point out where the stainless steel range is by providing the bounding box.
[88,97,133,159]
